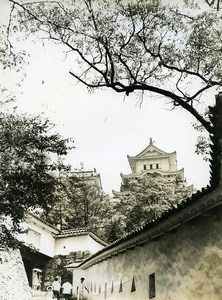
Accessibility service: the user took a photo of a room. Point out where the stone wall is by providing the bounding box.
[43,251,90,290]
[82,198,222,300]
[0,248,31,300]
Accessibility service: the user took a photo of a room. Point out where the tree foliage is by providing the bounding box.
[8,0,222,134]
[114,174,185,234]
[3,0,222,245]
[43,176,113,241]
[0,112,73,248]
[192,109,211,161]
[0,23,26,104]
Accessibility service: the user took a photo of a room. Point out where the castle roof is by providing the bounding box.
[127,138,176,172]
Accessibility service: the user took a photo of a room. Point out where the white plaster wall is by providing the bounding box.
[54,235,104,256]
[38,227,56,257]
[72,268,89,298]
[80,197,222,300]
[19,219,56,257]
[135,156,174,174]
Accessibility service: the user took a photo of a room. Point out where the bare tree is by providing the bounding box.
[204,0,220,11]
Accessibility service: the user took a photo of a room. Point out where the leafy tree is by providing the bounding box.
[114,174,185,233]
[44,176,113,240]
[0,112,73,248]
[0,22,26,105]
[192,109,211,161]
[103,212,127,242]
[8,0,222,135]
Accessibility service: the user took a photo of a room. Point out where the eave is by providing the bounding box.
[78,186,222,270]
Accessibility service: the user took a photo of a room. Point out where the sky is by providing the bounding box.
[0,0,216,195]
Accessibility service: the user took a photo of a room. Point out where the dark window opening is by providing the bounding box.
[131,276,136,292]
[104,283,107,299]
[149,273,156,299]
[119,279,123,293]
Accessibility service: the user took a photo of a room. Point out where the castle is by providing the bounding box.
[113,138,193,201]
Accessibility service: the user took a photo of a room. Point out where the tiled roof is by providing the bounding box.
[55,227,108,246]
[27,212,59,232]
[55,227,89,238]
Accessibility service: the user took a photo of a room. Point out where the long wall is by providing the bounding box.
[79,190,222,300]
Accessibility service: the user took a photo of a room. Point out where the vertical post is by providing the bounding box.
[59,204,62,230]
[215,93,222,187]
[209,92,222,189]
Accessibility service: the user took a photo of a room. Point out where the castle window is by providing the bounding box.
[144,165,147,170]
[156,164,159,169]
[150,164,153,169]
[149,273,156,299]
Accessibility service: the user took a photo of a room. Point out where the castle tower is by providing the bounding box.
[113,139,193,200]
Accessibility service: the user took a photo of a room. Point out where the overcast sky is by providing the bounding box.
[1,0,216,195]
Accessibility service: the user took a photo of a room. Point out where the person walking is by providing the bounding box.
[45,286,54,299]
[33,271,40,290]
[52,277,61,300]
[77,277,89,300]
[61,279,73,300]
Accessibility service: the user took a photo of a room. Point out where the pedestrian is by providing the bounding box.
[61,279,73,300]
[77,277,89,300]
[45,286,54,299]
[33,271,40,290]
[52,277,61,300]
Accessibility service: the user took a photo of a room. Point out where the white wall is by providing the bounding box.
[135,155,177,174]
[54,234,104,256]
[19,215,58,257]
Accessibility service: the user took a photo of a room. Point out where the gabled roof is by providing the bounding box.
[26,212,59,234]
[26,215,108,247]
[136,139,174,157]
[55,227,108,247]
[127,139,176,172]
